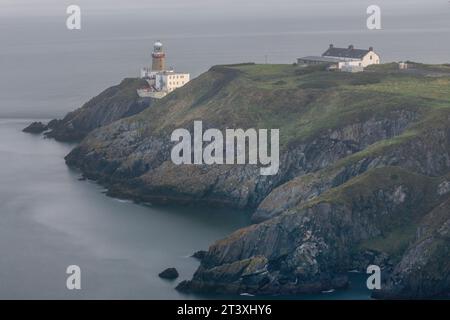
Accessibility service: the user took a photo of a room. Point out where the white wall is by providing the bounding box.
[361,52,381,67]
[166,74,190,92]
[154,73,190,92]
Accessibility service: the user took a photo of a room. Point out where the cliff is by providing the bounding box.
[65,62,450,298]
[32,78,151,142]
[178,167,450,298]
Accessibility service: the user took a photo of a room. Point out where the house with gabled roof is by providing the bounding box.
[322,44,380,67]
[297,44,381,72]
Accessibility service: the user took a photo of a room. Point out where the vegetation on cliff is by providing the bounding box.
[64,62,450,298]
[38,78,150,142]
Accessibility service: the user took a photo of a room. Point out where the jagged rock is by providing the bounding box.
[373,197,450,299]
[22,122,48,134]
[179,168,450,296]
[158,268,179,279]
[192,250,207,260]
[44,78,151,142]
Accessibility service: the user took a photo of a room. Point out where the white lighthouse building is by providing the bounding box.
[138,41,190,99]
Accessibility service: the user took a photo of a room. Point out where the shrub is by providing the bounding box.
[298,80,338,89]
[294,64,329,76]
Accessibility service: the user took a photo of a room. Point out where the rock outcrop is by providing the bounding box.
[24,78,151,142]
[178,167,449,296]
[159,268,179,280]
[373,196,450,299]
[192,250,208,261]
[22,121,48,134]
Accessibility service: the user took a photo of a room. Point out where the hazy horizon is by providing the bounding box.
[1,0,450,118]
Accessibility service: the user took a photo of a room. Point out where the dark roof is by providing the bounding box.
[322,46,371,59]
[298,56,342,63]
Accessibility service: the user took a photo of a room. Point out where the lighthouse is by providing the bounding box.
[139,40,190,99]
[152,41,166,71]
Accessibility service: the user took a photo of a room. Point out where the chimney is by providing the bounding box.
[348,45,354,50]
[329,44,334,49]
[369,46,374,52]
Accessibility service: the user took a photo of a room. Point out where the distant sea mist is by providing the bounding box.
[1,0,450,118]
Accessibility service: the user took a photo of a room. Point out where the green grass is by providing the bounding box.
[296,166,441,258]
[127,63,450,151]
[348,76,450,103]
[307,166,437,206]
[358,223,417,258]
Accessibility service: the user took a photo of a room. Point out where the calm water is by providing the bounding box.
[0,119,249,299]
[0,119,371,299]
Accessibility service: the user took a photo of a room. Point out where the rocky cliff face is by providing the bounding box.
[39,78,151,142]
[178,168,449,297]
[64,63,450,298]
[253,123,450,222]
[373,195,450,299]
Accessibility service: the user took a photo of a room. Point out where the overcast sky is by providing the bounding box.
[1,0,449,118]
[1,0,447,19]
